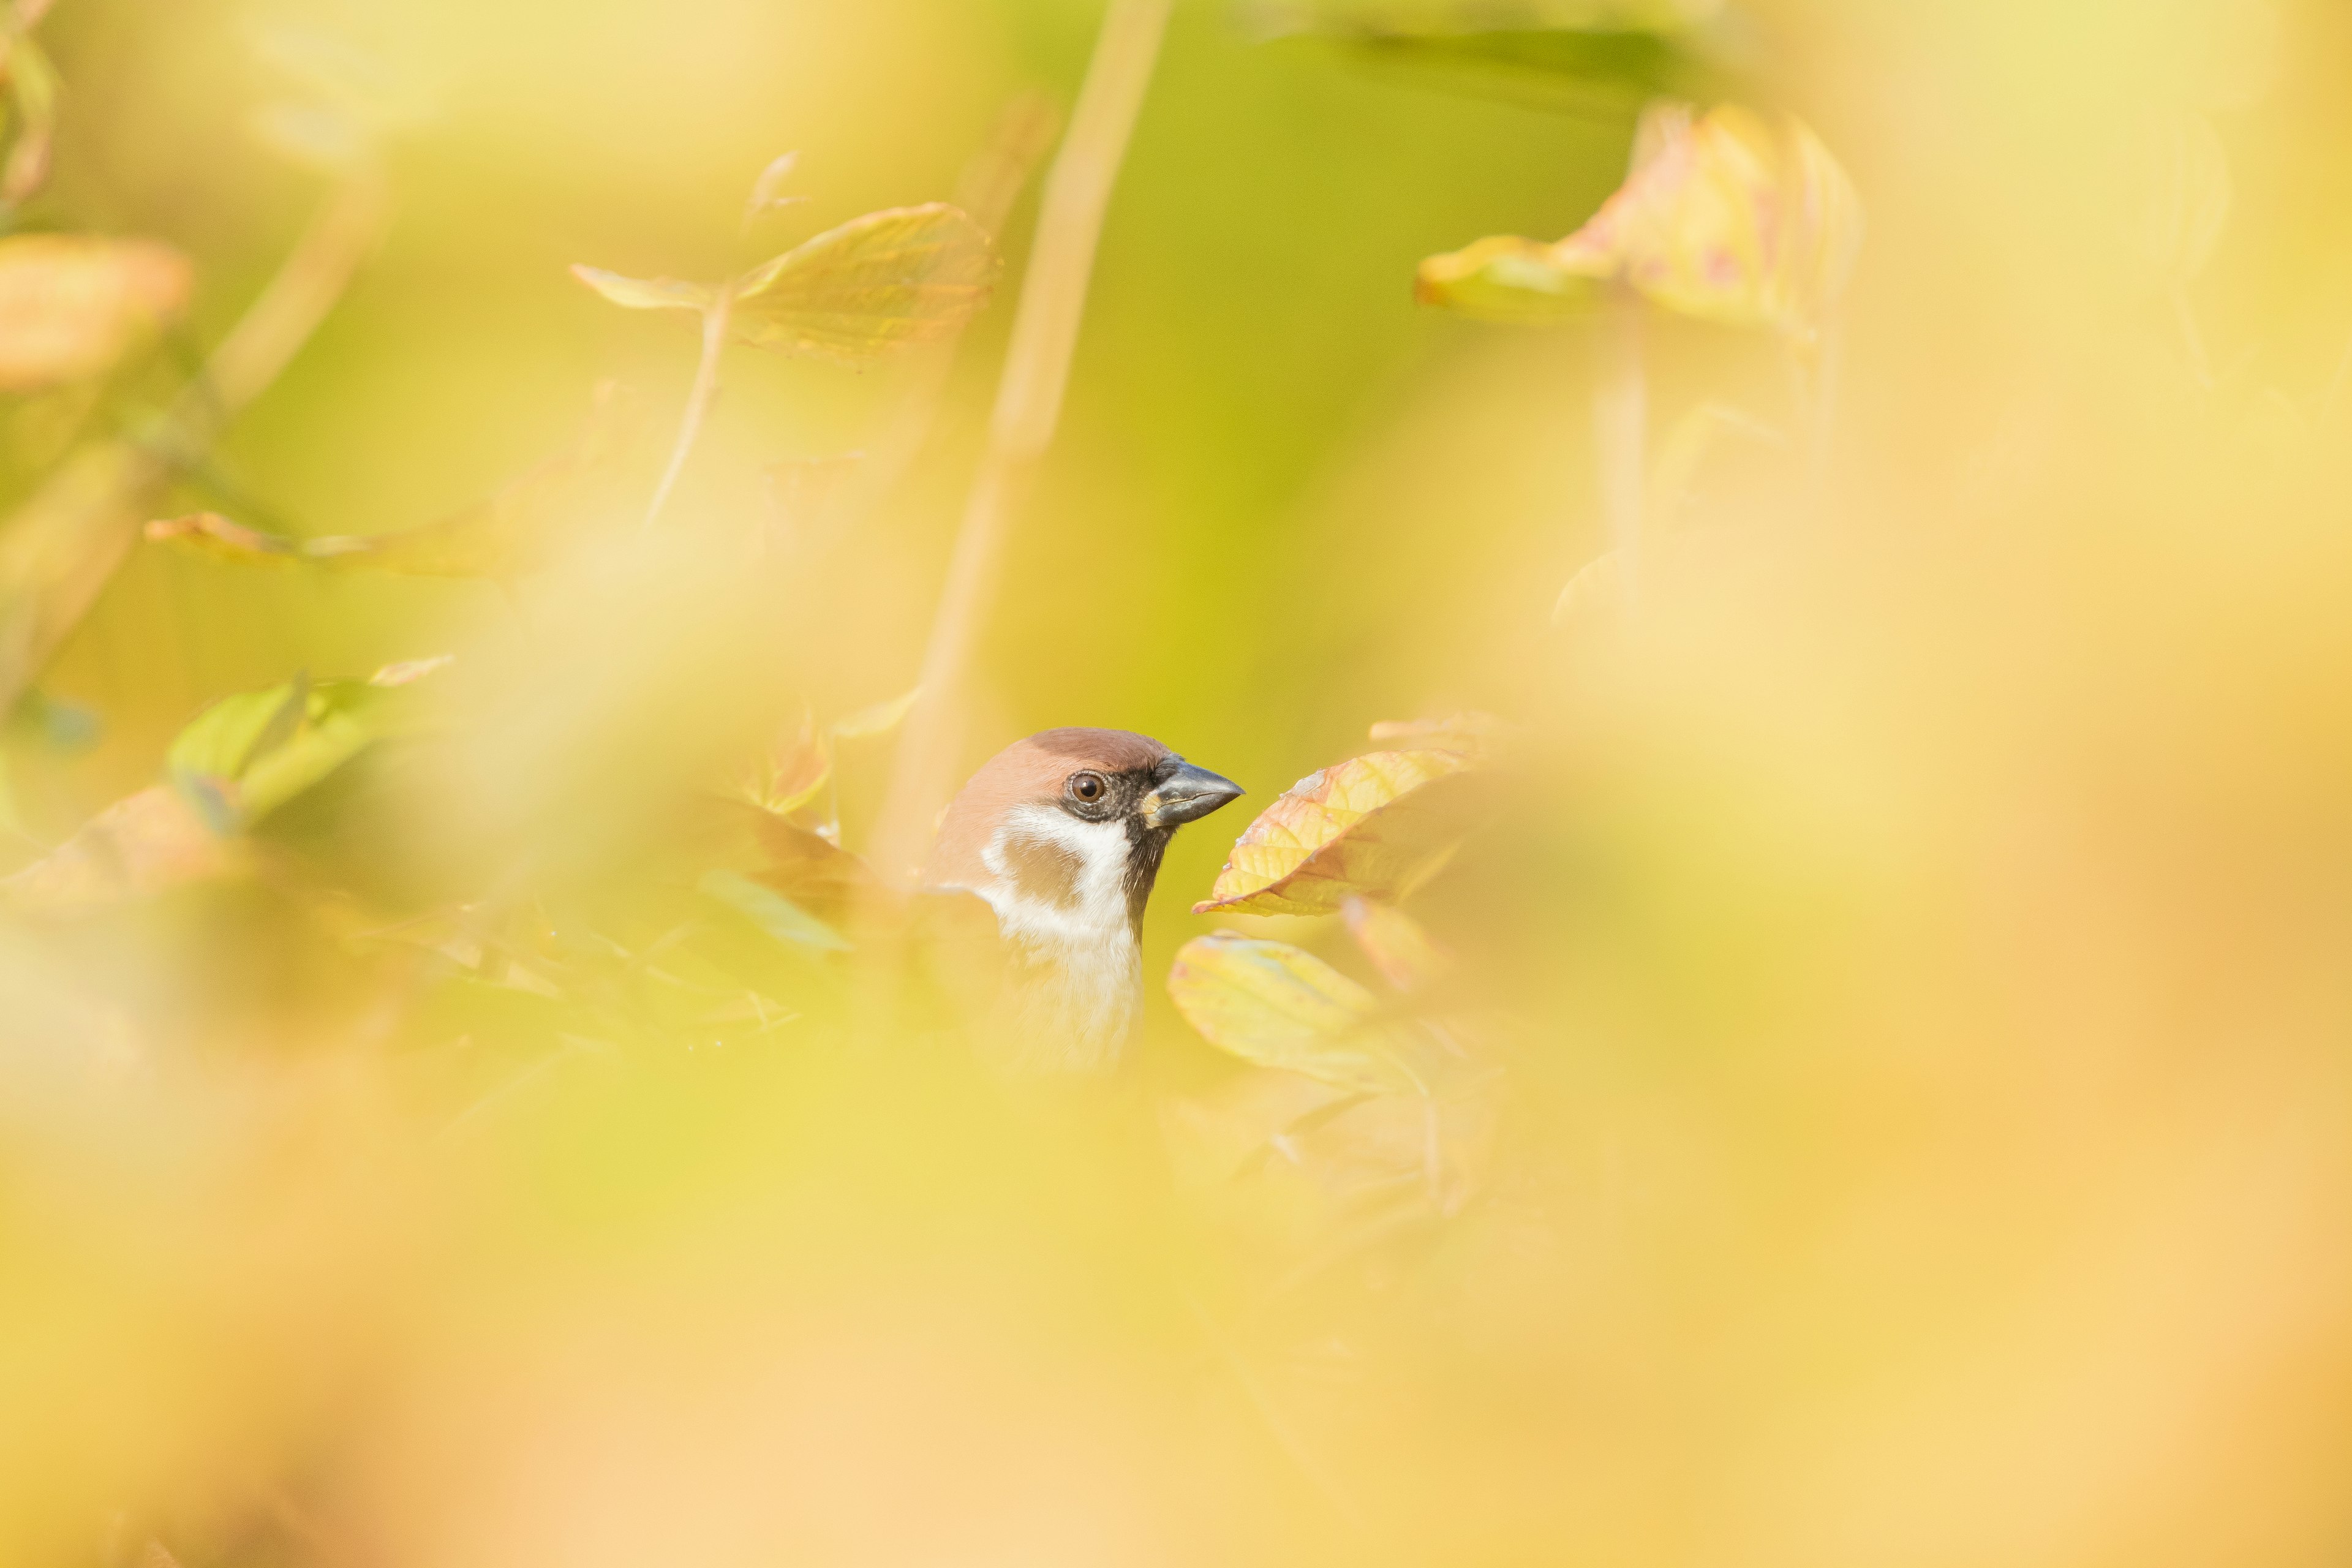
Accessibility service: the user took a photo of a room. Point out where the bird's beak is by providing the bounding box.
[1141,761,1244,829]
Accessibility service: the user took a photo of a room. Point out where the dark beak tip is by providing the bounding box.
[1154,763,1244,826]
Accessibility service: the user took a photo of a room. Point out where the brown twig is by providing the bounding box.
[782,92,1061,565]
[871,0,1172,881]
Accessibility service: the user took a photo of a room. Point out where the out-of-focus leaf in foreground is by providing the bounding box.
[1167,930,1423,1093]
[0,785,239,911]
[0,235,192,391]
[9,658,444,910]
[739,687,920,820]
[729,203,999,362]
[1194,747,1480,916]
[1341,896,1453,993]
[168,659,444,830]
[697,868,852,954]
[1419,100,1864,345]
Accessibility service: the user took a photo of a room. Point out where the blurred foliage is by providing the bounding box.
[7,1,2352,1566]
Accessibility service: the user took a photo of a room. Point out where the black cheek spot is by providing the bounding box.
[1001,831,1085,910]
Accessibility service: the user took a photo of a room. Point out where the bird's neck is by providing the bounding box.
[967,806,1168,1069]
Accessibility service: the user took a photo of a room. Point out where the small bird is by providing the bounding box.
[924,728,1243,1070]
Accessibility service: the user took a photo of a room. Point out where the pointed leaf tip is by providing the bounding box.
[570,264,715,314]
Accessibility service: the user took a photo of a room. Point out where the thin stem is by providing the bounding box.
[1593,285,1647,601]
[872,0,1172,881]
[642,279,735,535]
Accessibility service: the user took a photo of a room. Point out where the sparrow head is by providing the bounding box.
[925,728,1244,930]
[922,728,1243,1066]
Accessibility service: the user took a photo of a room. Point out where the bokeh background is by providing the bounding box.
[6,0,2352,1564]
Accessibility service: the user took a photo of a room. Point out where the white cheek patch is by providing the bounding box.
[979,805,1133,938]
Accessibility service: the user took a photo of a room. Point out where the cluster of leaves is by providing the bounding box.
[3,115,1013,1121]
[1166,714,1503,1215]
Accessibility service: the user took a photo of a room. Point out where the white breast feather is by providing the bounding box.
[967,805,1141,1069]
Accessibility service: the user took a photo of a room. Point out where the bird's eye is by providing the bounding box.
[1069,772,1106,804]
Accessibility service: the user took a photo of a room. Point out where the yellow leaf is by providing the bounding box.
[729,203,999,363]
[1414,233,1607,322]
[743,708,831,817]
[1194,748,1481,916]
[0,235,191,391]
[1167,932,1421,1094]
[1341,897,1453,993]
[569,264,715,314]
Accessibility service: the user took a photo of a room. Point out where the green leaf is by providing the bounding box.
[163,663,445,831]
[1167,932,1422,1094]
[569,265,715,314]
[730,203,999,363]
[698,868,852,953]
[167,673,312,786]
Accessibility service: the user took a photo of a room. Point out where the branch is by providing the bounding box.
[871,0,1172,881]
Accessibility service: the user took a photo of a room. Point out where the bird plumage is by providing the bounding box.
[925,728,1242,1070]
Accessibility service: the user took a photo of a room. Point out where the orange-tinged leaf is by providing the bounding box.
[2,785,243,911]
[1418,101,1863,345]
[0,235,192,391]
[730,203,999,362]
[570,264,714,314]
[1194,748,1481,916]
[1167,932,1421,1094]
